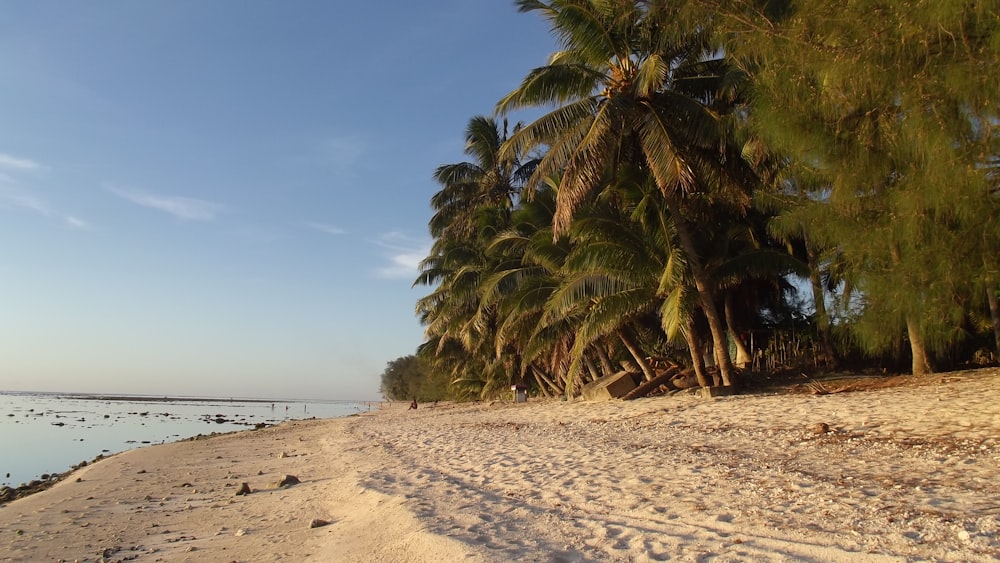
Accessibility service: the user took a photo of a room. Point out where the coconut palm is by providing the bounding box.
[497,0,757,386]
[416,116,538,399]
[430,115,536,240]
[541,169,686,385]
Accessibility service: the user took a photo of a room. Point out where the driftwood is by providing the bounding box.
[621,366,682,400]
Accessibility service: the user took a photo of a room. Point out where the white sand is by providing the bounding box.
[2,369,998,562]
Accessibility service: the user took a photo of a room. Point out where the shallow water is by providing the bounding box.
[0,392,373,488]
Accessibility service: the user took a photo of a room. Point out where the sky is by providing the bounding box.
[0,1,556,401]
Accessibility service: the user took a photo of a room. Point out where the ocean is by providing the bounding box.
[0,391,373,489]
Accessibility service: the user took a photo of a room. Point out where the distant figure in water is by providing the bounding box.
[409,399,418,410]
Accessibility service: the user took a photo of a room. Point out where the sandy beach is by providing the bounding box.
[2,369,998,562]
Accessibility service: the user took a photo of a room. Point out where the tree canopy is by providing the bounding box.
[403,1,1000,400]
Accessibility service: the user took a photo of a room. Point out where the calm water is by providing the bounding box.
[0,392,374,488]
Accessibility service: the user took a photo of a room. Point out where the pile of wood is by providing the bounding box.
[581,358,725,401]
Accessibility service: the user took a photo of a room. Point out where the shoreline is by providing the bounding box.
[1,390,381,405]
[0,395,372,491]
[0,428,243,506]
[1,369,998,561]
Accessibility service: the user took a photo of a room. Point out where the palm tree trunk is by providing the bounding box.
[618,328,656,382]
[666,198,737,386]
[595,345,616,377]
[556,370,572,396]
[531,369,553,398]
[684,315,710,387]
[582,353,601,383]
[534,366,563,395]
[724,292,752,369]
[906,316,933,376]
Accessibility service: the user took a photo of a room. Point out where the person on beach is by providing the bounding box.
[409,399,418,410]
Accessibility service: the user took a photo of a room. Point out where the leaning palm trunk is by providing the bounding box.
[684,316,711,388]
[667,198,737,386]
[595,345,616,378]
[618,329,656,382]
[532,369,554,398]
[532,366,563,396]
[582,353,601,383]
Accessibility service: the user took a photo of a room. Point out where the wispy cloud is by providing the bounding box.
[0,152,93,229]
[65,216,92,230]
[0,152,42,171]
[0,184,94,230]
[372,231,431,280]
[107,184,224,221]
[0,184,51,216]
[306,221,347,236]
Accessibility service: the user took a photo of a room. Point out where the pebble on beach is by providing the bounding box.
[276,475,301,488]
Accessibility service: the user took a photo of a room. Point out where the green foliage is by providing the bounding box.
[401,0,1000,397]
[699,0,1000,371]
[378,355,450,402]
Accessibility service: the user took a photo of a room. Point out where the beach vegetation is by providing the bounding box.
[409,1,1000,400]
[701,0,1000,375]
[379,355,450,402]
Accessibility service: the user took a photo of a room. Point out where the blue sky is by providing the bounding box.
[0,2,555,400]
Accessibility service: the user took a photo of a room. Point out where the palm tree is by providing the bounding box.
[543,168,686,385]
[478,181,575,395]
[497,0,757,386]
[415,116,537,399]
[430,116,536,241]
